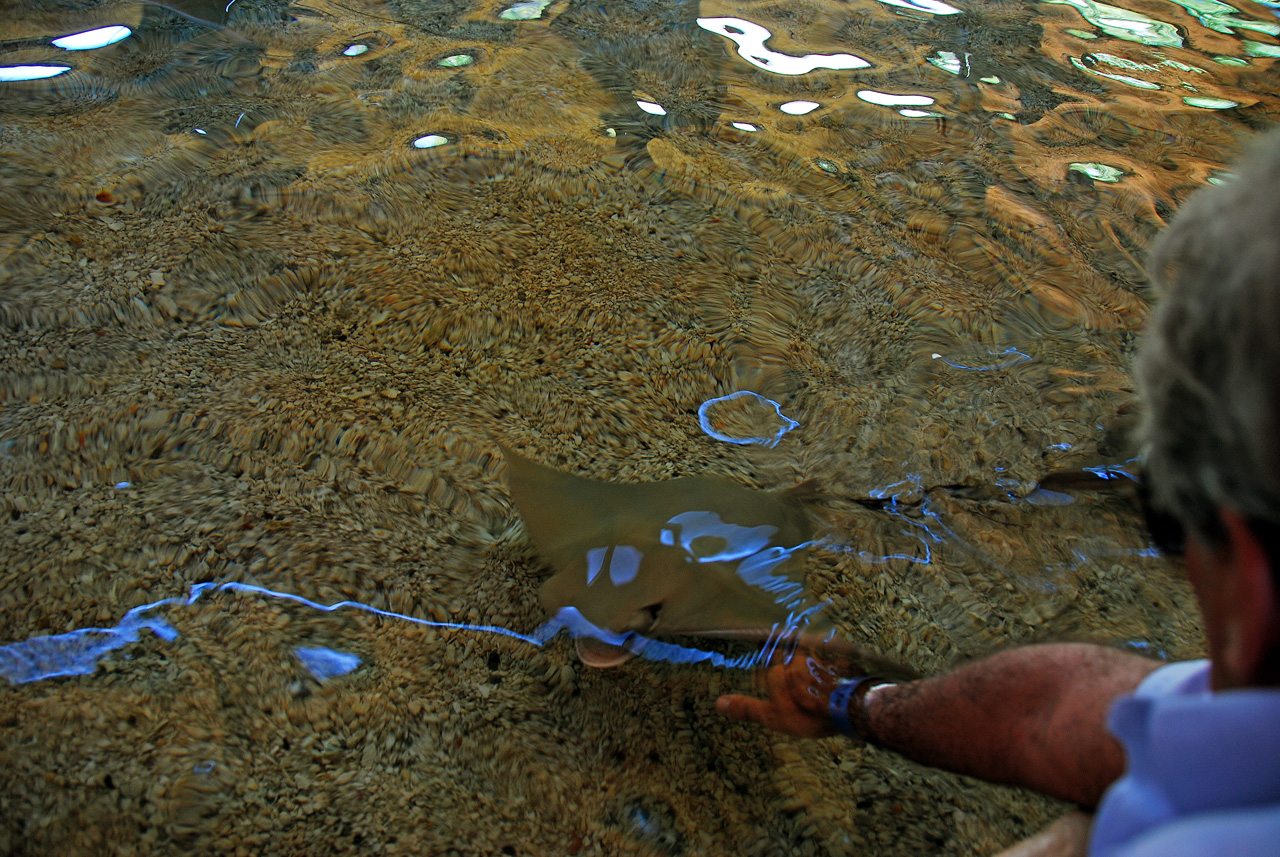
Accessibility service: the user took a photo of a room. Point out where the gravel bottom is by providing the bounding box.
[0,0,1229,852]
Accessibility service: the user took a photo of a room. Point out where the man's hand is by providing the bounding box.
[715,633,909,739]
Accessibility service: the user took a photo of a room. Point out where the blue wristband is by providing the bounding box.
[829,677,874,740]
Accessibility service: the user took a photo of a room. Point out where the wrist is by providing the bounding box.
[829,678,895,743]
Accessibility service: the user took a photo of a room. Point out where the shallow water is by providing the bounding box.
[1,0,1275,853]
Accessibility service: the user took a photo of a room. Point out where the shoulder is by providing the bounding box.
[1109,804,1280,857]
[1092,659,1280,857]
[1130,658,1210,699]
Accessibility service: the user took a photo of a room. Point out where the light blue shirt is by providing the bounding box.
[1090,659,1280,857]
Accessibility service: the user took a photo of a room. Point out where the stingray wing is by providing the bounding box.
[502,446,630,572]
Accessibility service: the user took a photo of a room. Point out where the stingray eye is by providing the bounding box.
[622,604,662,633]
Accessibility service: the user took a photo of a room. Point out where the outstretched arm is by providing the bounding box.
[717,641,1161,807]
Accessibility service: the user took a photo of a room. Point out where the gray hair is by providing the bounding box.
[1137,128,1280,544]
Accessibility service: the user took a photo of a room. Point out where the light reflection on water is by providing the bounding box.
[0,0,1274,851]
[697,17,871,75]
[0,579,822,685]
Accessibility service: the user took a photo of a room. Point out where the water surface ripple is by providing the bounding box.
[1,0,1273,852]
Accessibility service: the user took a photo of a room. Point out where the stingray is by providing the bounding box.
[502,446,830,667]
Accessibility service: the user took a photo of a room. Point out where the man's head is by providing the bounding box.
[1137,129,1280,689]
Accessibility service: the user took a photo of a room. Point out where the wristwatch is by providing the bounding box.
[829,677,894,742]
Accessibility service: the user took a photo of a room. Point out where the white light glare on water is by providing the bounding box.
[697,17,870,75]
[780,100,820,115]
[52,25,132,51]
[857,89,936,106]
[0,66,71,82]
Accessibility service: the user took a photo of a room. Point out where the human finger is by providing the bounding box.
[761,657,804,708]
[715,693,778,728]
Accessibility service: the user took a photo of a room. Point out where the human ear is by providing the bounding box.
[1218,509,1280,687]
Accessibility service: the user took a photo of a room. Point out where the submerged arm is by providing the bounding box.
[718,642,1161,807]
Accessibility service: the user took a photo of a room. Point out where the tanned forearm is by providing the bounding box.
[862,643,1161,807]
